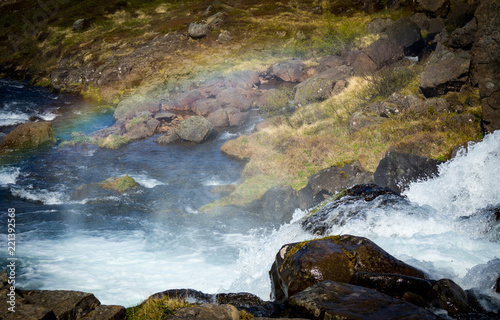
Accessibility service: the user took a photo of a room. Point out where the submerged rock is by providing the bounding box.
[0,121,56,153]
[270,234,425,300]
[289,280,439,320]
[70,175,139,200]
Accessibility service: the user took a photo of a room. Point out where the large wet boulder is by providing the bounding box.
[374,151,443,193]
[0,270,126,320]
[419,43,471,97]
[298,161,374,210]
[0,121,56,153]
[175,116,214,143]
[270,235,425,300]
[289,281,439,320]
[473,0,500,133]
[266,58,307,83]
[294,65,352,106]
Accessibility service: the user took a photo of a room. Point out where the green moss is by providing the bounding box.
[99,175,139,193]
[126,296,191,320]
[126,113,151,131]
[59,132,94,148]
[97,134,130,149]
[33,78,51,87]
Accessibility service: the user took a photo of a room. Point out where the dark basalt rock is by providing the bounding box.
[374,151,443,193]
[473,0,500,133]
[301,184,402,235]
[289,280,439,320]
[270,234,425,301]
[297,161,374,210]
[246,185,300,225]
[266,58,307,83]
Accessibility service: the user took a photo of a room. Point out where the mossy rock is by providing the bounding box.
[270,234,425,301]
[99,175,139,193]
[97,134,130,149]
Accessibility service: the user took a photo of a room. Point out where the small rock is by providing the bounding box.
[188,22,209,39]
[295,30,307,40]
[72,18,88,32]
[155,112,177,122]
[207,12,228,29]
[218,30,233,43]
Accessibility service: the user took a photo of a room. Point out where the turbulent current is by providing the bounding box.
[1,79,499,309]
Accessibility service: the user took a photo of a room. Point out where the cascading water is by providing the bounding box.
[1,79,499,311]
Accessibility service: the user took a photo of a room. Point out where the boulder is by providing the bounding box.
[228,111,249,127]
[314,55,346,74]
[417,0,450,18]
[298,161,374,209]
[89,125,124,139]
[0,122,56,152]
[99,175,139,193]
[188,22,209,39]
[224,70,260,89]
[175,116,214,143]
[367,17,395,34]
[410,12,430,31]
[267,58,307,83]
[154,129,180,145]
[192,98,221,116]
[294,66,352,106]
[114,95,159,122]
[246,185,300,225]
[473,0,500,133]
[449,18,477,49]
[385,17,424,55]
[430,279,476,316]
[216,88,253,112]
[447,0,479,28]
[207,109,229,127]
[270,235,425,300]
[374,151,443,193]
[419,44,471,97]
[301,184,403,235]
[354,38,404,75]
[163,89,205,112]
[351,272,434,305]
[289,281,439,320]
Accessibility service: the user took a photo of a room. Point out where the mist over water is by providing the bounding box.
[1,79,499,309]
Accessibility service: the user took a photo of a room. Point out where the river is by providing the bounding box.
[1,79,499,311]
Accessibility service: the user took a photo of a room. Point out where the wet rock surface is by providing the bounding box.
[289,280,439,320]
[270,234,425,300]
[0,121,56,153]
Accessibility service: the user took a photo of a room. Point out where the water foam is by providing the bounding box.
[10,185,67,205]
[129,174,165,188]
[231,132,500,299]
[0,167,21,186]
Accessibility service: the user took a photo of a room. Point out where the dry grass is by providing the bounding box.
[126,296,190,320]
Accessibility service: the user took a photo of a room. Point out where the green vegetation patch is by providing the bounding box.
[99,175,139,193]
[126,296,191,320]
